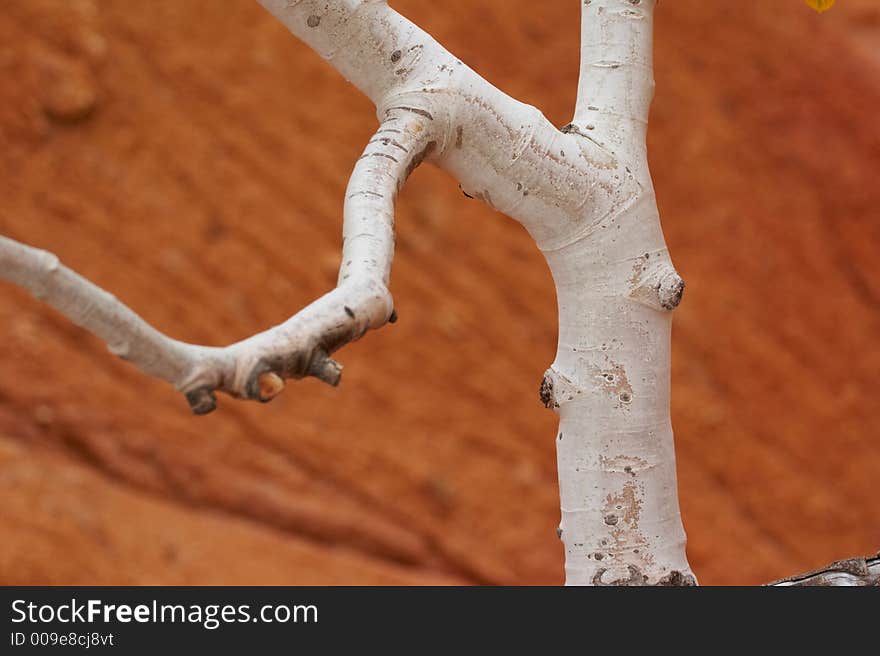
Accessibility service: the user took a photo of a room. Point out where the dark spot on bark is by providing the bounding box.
[359,152,399,163]
[185,387,217,415]
[391,49,402,63]
[388,309,398,324]
[306,15,321,28]
[386,105,434,121]
[319,322,360,355]
[604,513,619,526]
[659,273,686,311]
[539,374,557,409]
[455,125,463,148]
[825,558,872,578]
[556,526,563,539]
[347,190,384,200]
[344,306,355,318]
[619,392,632,404]
[594,553,604,561]
[259,352,303,384]
[656,571,697,587]
[403,140,436,180]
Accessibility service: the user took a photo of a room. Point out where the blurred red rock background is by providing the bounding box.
[0,0,878,585]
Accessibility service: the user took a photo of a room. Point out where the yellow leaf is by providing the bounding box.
[805,0,836,12]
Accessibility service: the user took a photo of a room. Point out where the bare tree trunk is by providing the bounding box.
[545,0,692,586]
[0,0,873,585]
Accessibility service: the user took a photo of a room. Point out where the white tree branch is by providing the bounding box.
[772,552,880,587]
[0,235,198,385]
[0,108,436,413]
[574,0,655,170]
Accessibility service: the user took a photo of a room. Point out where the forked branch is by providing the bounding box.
[0,0,617,413]
[0,108,433,413]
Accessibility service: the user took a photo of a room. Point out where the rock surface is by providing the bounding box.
[0,0,877,585]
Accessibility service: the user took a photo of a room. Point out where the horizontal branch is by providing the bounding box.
[0,110,437,413]
[770,552,880,586]
[0,234,383,413]
[0,235,198,384]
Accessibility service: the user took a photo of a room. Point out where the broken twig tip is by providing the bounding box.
[185,387,217,416]
[257,372,286,402]
[309,352,343,387]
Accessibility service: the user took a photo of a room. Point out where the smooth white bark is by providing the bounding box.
[549,0,693,586]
